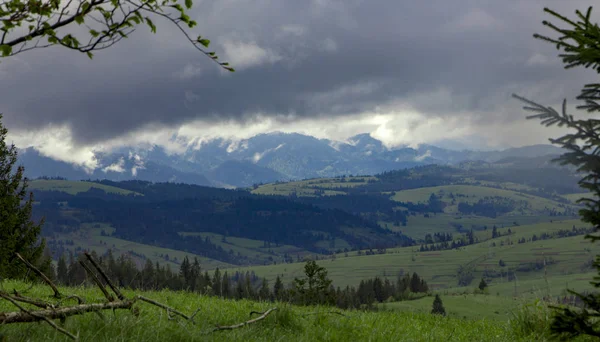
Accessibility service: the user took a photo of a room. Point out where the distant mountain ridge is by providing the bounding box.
[19,132,566,188]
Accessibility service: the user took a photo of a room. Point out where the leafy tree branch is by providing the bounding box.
[0,0,234,71]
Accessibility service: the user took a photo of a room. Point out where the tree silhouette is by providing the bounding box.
[431,294,446,316]
[513,6,600,339]
[0,115,46,279]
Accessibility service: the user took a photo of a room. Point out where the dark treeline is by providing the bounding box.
[457,198,517,218]
[48,252,429,311]
[33,188,414,265]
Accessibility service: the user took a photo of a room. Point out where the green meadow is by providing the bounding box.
[0,279,581,342]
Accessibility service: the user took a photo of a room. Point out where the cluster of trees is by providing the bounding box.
[457,198,517,218]
[424,233,453,244]
[515,226,595,244]
[50,252,429,311]
[419,230,477,252]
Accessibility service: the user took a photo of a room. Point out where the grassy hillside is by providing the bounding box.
[389,185,573,214]
[229,219,597,290]
[0,279,566,341]
[250,176,373,196]
[178,232,318,265]
[48,223,231,270]
[30,179,141,196]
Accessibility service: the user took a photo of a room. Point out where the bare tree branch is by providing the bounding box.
[212,308,278,332]
[14,253,61,299]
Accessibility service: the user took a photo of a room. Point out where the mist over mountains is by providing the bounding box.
[20,132,565,188]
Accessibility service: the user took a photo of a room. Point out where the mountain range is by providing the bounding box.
[19,132,565,188]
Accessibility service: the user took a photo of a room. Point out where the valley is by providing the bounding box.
[30,153,595,304]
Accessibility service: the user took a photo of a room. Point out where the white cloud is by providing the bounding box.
[8,124,98,173]
[252,143,285,163]
[102,157,125,173]
[220,39,282,70]
[414,150,432,162]
[173,63,203,79]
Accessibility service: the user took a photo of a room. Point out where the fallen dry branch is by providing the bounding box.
[9,291,53,309]
[84,252,125,301]
[15,253,62,299]
[78,260,114,302]
[0,298,136,324]
[0,292,78,340]
[213,308,278,332]
[135,295,192,321]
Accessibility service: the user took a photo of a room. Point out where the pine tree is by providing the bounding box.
[258,278,271,301]
[292,260,333,305]
[478,278,488,291]
[221,272,231,298]
[273,275,285,301]
[142,259,155,290]
[0,115,45,279]
[513,6,600,339]
[56,254,68,285]
[179,256,191,288]
[431,294,446,316]
[212,268,222,297]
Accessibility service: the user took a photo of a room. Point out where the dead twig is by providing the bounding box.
[15,253,61,299]
[135,295,191,321]
[10,290,53,309]
[0,292,78,340]
[79,260,114,302]
[55,295,85,307]
[213,308,278,332]
[84,252,124,301]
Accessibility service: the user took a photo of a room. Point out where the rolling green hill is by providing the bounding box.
[229,219,596,290]
[30,179,142,196]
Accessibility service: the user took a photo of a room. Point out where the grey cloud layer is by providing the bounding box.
[0,0,595,144]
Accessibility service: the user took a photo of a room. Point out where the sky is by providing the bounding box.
[0,0,597,170]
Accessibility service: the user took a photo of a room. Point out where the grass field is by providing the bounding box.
[0,279,576,341]
[228,219,598,292]
[251,176,374,196]
[29,180,141,196]
[179,232,318,265]
[381,294,519,321]
[381,213,577,240]
[49,223,231,270]
[390,185,574,215]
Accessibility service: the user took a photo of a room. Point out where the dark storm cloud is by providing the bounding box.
[0,0,595,144]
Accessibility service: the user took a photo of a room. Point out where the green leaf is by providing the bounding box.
[86,51,94,59]
[89,29,99,37]
[75,15,84,25]
[0,44,11,57]
[199,38,210,48]
[185,0,192,9]
[145,17,156,33]
[81,1,90,13]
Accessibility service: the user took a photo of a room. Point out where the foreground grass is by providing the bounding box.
[1,280,538,342]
